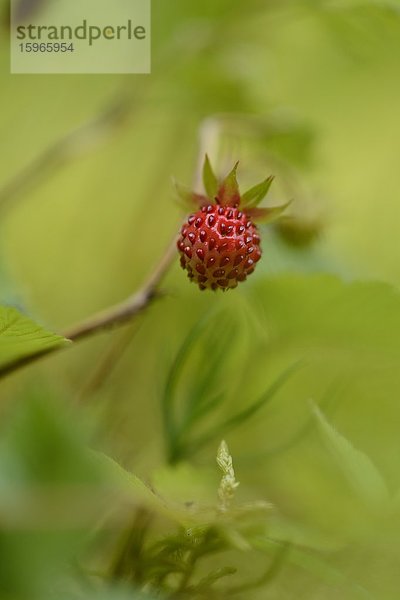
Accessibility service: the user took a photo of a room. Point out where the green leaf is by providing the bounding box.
[188,362,300,455]
[161,309,223,461]
[182,317,238,426]
[0,306,68,371]
[312,403,389,509]
[92,452,187,523]
[97,454,221,527]
[162,314,210,440]
[241,175,274,208]
[162,308,246,464]
[221,361,301,432]
[202,154,218,199]
[242,275,400,537]
[216,162,240,206]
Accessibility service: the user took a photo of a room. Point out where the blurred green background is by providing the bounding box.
[1,1,400,599]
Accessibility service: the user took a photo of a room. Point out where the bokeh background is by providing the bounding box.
[1,1,400,599]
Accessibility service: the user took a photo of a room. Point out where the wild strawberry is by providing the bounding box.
[176,156,289,291]
[178,205,261,291]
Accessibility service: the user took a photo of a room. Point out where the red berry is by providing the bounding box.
[175,156,287,291]
[177,205,262,291]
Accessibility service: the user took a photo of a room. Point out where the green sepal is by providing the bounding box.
[241,175,274,208]
[172,178,207,209]
[202,154,218,199]
[216,162,240,206]
[246,200,292,224]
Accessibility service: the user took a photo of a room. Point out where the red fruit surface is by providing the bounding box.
[177,204,262,291]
